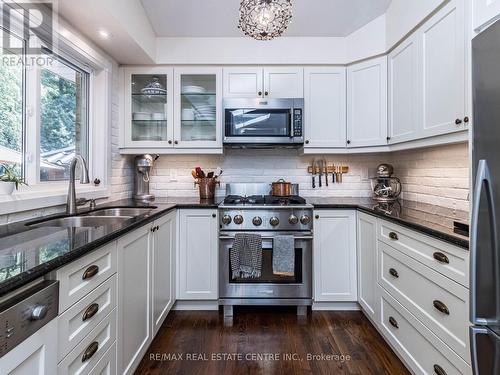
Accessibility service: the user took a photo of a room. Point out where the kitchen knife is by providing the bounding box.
[312,159,316,189]
[318,159,323,187]
[323,158,329,187]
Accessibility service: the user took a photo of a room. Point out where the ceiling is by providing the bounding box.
[141,0,392,38]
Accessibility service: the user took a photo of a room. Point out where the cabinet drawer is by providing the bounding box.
[58,309,116,375]
[378,220,469,287]
[89,342,116,375]
[379,242,470,361]
[58,275,117,361]
[57,242,117,312]
[380,290,471,375]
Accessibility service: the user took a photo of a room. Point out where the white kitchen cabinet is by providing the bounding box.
[474,0,500,31]
[117,224,152,375]
[313,210,357,302]
[178,209,219,300]
[388,33,421,144]
[357,212,379,323]
[152,211,176,336]
[223,67,263,98]
[304,67,347,148]
[347,56,388,147]
[418,0,467,138]
[263,67,304,98]
[122,67,174,149]
[2,318,57,375]
[174,67,223,148]
[223,67,303,99]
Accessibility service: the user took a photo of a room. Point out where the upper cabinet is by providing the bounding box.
[474,0,500,31]
[223,67,303,98]
[121,67,222,153]
[389,0,468,145]
[123,67,174,149]
[419,0,467,138]
[303,67,347,149]
[347,56,388,147]
[174,67,222,149]
[388,34,420,144]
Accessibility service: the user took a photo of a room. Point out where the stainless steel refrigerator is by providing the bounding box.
[471,18,500,375]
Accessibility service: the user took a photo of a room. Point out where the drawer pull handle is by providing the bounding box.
[433,364,447,375]
[82,265,99,280]
[82,303,99,321]
[389,232,399,240]
[433,300,450,315]
[389,268,399,278]
[389,316,399,329]
[82,341,99,362]
[433,252,449,264]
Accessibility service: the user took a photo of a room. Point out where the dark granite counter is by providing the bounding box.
[307,197,469,249]
[0,198,220,296]
[0,196,467,297]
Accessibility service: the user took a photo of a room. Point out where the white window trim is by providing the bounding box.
[0,2,113,215]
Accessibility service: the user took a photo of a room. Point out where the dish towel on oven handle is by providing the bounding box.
[273,235,295,277]
[230,233,262,279]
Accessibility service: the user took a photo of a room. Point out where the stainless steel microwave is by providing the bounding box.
[223,98,304,147]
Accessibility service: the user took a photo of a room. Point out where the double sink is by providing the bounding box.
[27,207,157,228]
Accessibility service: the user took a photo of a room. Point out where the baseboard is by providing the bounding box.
[173,300,219,311]
[312,301,360,311]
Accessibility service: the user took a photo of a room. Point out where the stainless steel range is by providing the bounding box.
[218,183,313,316]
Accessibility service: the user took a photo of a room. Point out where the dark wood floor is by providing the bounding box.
[135,307,410,375]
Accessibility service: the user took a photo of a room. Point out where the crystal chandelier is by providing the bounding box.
[238,0,293,41]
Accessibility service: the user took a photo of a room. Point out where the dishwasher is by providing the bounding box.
[0,280,59,374]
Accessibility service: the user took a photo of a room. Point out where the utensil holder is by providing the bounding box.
[195,178,220,199]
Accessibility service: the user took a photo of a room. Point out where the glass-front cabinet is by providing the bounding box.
[123,67,174,148]
[122,67,222,151]
[174,67,222,148]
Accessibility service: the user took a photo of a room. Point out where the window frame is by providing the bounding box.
[0,3,112,214]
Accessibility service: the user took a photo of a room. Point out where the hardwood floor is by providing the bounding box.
[135,307,410,375]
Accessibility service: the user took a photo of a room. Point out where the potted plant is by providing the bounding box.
[0,164,26,195]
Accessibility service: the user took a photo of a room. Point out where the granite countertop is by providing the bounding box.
[0,196,467,297]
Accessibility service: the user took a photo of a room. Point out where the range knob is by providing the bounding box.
[233,215,244,225]
[289,215,299,225]
[30,304,49,321]
[269,217,280,227]
[300,215,311,225]
[252,217,263,226]
[221,215,232,225]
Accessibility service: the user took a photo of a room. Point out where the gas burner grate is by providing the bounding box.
[223,195,266,205]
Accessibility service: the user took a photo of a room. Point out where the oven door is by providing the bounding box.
[223,98,303,145]
[219,234,312,299]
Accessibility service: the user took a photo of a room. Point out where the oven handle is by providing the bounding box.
[219,235,313,241]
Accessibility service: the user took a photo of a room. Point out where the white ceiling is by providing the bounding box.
[141,0,392,38]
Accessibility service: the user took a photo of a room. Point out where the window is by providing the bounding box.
[0,29,24,180]
[0,28,90,185]
[39,56,89,181]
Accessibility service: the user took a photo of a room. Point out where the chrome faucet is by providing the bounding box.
[67,155,90,215]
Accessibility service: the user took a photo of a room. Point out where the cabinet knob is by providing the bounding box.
[315,215,320,219]
[433,364,447,375]
[168,140,172,145]
[389,268,399,278]
[463,116,469,124]
[264,91,269,96]
[258,91,262,96]
[305,140,310,144]
[174,140,178,145]
[455,118,462,125]
[389,316,399,329]
[347,140,351,145]
[386,137,391,141]
[388,232,398,241]
[212,213,216,218]
[433,300,450,315]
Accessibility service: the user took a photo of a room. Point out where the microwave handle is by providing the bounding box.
[289,109,293,138]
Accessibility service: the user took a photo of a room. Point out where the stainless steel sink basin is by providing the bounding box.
[85,207,156,217]
[28,216,132,228]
